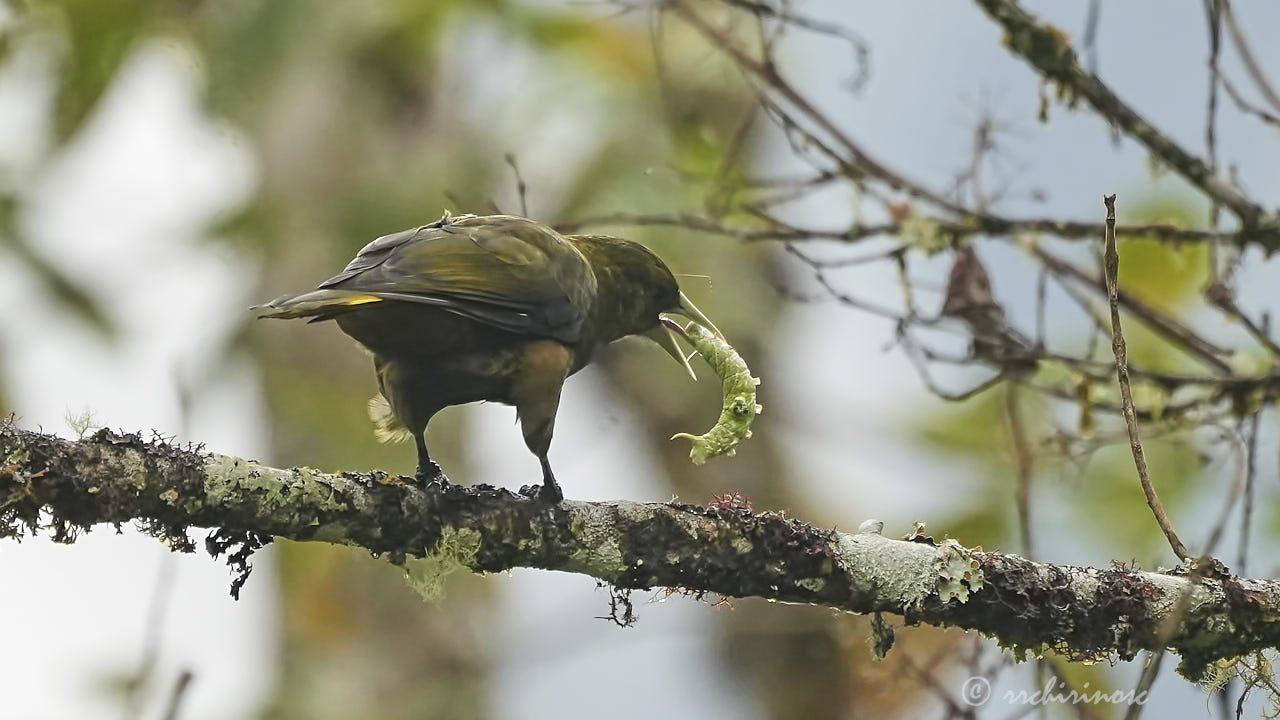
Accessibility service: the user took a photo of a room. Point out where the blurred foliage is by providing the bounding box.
[6,231,115,334]
[44,0,152,141]
[1116,197,1209,313]
[0,0,1246,717]
[1059,437,1203,559]
[913,390,1018,549]
[914,195,1216,565]
[0,188,113,335]
[260,541,494,720]
[917,380,1205,564]
[1116,197,1213,374]
[0,0,851,718]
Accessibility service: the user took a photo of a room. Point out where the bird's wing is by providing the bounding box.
[319,215,596,342]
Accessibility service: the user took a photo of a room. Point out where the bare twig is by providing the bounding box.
[1219,0,1280,114]
[1003,385,1035,558]
[718,0,871,90]
[901,653,978,720]
[1205,280,1280,359]
[1124,650,1164,720]
[667,0,971,217]
[1218,72,1280,128]
[976,0,1279,244]
[563,208,1244,246]
[1101,194,1191,562]
[121,555,177,720]
[1204,0,1223,277]
[1124,434,1243,720]
[1237,406,1261,575]
[1032,245,1232,375]
[160,670,194,720]
[1080,0,1102,77]
[504,152,529,217]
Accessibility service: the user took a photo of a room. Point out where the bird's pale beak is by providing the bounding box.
[644,322,697,381]
[644,292,722,381]
[676,291,722,338]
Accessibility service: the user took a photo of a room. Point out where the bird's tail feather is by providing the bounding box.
[367,393,414,444]
[254,289,384,319]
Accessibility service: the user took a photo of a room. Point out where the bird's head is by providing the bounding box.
[568,234,719,380]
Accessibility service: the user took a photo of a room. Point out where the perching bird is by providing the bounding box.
[257,212,718,502]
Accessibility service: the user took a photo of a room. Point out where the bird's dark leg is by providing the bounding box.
[512,340,571,503]
[414,431,445,488]
[537,455,563,503]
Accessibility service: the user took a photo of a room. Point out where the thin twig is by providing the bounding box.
[504,153,529,217]
[1197,425,1248,565]
[1124,651,1164,720]
[1032,245,1232,375]
[1218,72,1280,128]
[1124,453,1242,720]
[1219,0,1280,114]
[1237,407,1261,575]
[1044,657,1108,720]
[121,554,177,720]
[901,654,978,720]
[1101,194,1191,562]
[1206,280,1280,359]
[1204,0,1223,279]
[667,0,971,217]
[1003,385,1035,558]
[1080,0,1102,76]
[160,670,194,720]
[563,208,1244,246]
[1035,267,1049,349]
[976,0,1276,240]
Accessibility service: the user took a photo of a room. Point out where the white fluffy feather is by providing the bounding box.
[367,393,413,444]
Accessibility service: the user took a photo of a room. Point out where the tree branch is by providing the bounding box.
[558,209,1244,247]
[1102,194,1192,562]
[975,0,1280,248]
[2,419,1277,678]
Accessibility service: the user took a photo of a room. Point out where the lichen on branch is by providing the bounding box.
[2,418,1280,677]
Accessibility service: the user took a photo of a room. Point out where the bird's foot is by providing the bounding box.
[518,482,564,504]
[539,481,563,503]
[414,461,448,490]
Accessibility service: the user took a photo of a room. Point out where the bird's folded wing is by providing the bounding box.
[318,217,596,343]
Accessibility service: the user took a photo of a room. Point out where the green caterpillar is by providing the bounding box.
[664,317,762,465]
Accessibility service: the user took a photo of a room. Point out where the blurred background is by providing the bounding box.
[2,0,1280,718]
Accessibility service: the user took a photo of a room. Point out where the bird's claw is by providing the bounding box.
[538,482,563,504]
[518,482,563,503]
[414,461,447,490]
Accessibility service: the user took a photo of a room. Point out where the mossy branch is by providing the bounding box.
[974,0,1280,249]
[2,418,1278,677]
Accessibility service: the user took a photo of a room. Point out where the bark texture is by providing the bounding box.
[2,420,1274,678]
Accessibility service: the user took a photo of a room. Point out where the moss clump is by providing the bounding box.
[402,526,482,603]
